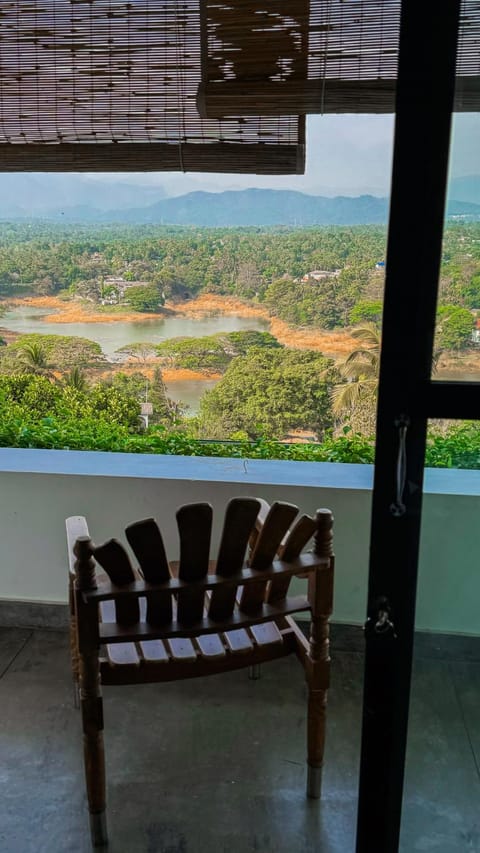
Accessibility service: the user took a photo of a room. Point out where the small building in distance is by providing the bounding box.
[301,269,341,282]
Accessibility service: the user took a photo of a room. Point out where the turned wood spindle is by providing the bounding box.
[306,508,334,798]
[74,534,107,846]
[74,535,97,592]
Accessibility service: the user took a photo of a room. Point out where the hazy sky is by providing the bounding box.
[89,113,479,198]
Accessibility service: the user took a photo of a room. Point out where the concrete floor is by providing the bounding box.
[0,628,479,853]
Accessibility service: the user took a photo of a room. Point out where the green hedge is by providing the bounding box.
[0,415,479,469]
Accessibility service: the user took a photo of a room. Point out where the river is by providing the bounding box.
[0,305,269,412]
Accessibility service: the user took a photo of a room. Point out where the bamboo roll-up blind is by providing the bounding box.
[0,0,304,173]
[198,0,480,116]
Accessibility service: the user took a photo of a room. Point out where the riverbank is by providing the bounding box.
[6,295,165,324]
[170,293,358,356]
[436,350,480,381]
[3,293,358,357]
[4,293,480,375]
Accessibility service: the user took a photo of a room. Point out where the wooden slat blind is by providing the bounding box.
[0,1,304,173]
[198,0,480,116]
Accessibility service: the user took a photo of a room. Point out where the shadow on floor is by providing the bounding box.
[0,628,479,852]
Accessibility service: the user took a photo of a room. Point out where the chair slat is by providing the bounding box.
[223,628,253,653]
[249,622,283,647]
[94,540,140,625]
[177,503,212,624]
[126,518,172,624]
[106,643,140,666]
[209,497,260,621]
[240,502,298,611]
[268,515,317,603]
[140,640,169,663]
[167,638,197,662]
[247,498,271,554]
[195,633,226,659]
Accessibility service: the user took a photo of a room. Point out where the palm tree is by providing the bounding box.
[63,366,88,392]
[16,341,53,378]
[331,323,381,431]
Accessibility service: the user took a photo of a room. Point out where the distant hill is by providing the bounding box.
[0,182,479,226]
[99,189,390,226]
[80,188,480,226]
[0,174,166,217]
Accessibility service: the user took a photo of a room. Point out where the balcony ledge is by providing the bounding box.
[0,448,479,636]
[0,447,478,495]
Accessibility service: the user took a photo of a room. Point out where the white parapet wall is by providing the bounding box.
[0,448,479,635]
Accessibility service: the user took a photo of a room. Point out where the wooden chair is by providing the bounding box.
[66,497,334,848]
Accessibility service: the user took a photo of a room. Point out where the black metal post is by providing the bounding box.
[356,2,461,851]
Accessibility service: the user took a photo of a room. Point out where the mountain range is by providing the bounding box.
[0,174,479,226]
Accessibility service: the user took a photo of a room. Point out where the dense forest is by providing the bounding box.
[0,222,479,466]
[0,221,478,332]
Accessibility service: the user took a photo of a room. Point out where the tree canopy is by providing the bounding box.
[435,305,474,351]
[0,333,104,372]
[125,284,165,313]
[155,330,281,374]
[198,347,335,439]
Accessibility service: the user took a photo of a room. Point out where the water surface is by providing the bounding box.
[1,306,268,356]
[1,305,268,411]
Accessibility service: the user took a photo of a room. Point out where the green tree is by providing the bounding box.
[63,366,88,392]
[156,331,281,374]
[459,272,480,309]
[115,342,157,366]
[349,300,383,325]
[126,284,165,313]
[0,373,61,417]
[435,305,474,350]
[198,348,334,439]
[109,370,181,425]
[332,323,381,435]
[16,341,53,378]
[3,334,104,370]
[150,367,184,424]
[85,383,141,429]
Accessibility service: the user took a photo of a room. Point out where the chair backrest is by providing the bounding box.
[68,497,333,646]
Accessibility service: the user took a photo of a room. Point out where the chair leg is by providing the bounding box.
[69,592,80,709]
[306,687,327,798]
[81,695,108,847]
[72,675,80,710]
[248,664,261,680]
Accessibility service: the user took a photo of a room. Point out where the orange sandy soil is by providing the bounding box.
[92,363,221,383]
[170,293,357,357]
[6,295,161,324]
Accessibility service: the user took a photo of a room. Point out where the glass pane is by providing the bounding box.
[0,114,394,460]
[432,111,480,382]
[400,419,480,851]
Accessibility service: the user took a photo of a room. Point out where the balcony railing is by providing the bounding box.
[0,447,479,637]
